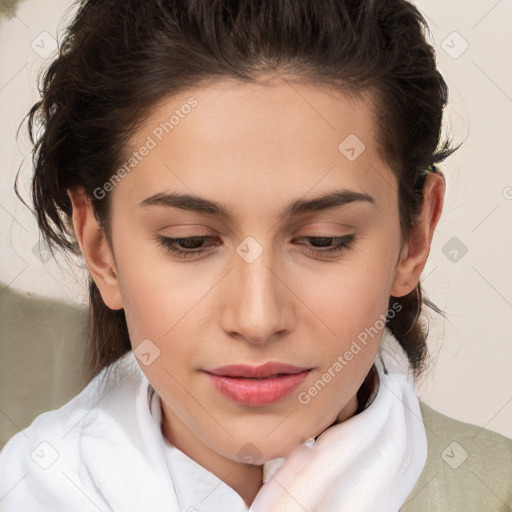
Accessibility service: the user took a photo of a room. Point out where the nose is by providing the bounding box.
[221,243,292,345]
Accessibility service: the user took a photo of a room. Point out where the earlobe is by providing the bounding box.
[391,171,446,298]
[67,187,123,310]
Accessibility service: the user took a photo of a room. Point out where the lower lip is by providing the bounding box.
[204,370,311,407]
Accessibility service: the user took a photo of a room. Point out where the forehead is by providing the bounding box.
[118,77,397,218]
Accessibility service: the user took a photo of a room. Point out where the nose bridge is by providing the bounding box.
[223,238,289,343]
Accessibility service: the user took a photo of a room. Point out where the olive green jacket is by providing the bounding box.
[402,402,512,511]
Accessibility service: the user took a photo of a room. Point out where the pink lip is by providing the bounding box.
[204,362,310,378]
[203,362,311,406]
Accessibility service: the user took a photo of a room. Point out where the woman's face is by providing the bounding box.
[85,78,412,463]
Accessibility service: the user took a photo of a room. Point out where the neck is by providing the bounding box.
[160,401,263,507]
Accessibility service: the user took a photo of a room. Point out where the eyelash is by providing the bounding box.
[156,234,356,258]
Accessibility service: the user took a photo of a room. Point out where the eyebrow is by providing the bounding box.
[139,188,375,220]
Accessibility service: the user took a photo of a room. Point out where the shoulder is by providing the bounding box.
[0,352,144,511]
[401,401,512,512]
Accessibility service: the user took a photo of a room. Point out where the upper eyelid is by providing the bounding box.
[152,215,358,237]
[160,233,353,241]
[159,222,355,237]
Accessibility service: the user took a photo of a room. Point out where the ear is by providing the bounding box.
[391,170,446,297]
[67,187,123,310]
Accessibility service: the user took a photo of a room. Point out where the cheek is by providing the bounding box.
[116,268,167,344]
[112,235,180,327]
[114,246,215,363]
[112,263,169,355]
[294,254,394,332]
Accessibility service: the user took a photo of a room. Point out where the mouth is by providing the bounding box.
[203,362,311,379]
[203,362,312,406]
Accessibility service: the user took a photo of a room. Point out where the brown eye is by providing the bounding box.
[295,234,356,256]
[156,235,218,257]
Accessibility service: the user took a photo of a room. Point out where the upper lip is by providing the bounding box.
[203,362,311,378]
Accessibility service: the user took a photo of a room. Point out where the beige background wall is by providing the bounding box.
[1,0,511,444]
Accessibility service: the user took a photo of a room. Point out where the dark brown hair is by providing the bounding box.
[17,0,457,382]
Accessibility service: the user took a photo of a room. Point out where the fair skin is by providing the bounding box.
[68,77,444,507]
